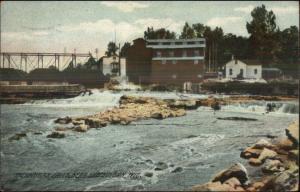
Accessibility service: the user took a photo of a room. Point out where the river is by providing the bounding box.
[0,90,298,191]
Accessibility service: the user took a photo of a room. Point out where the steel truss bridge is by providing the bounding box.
[0,52,92,72]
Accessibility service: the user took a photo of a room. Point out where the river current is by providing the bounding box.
[0,90,298,191]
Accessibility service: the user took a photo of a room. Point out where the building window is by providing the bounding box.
[172,60,177,64]
[254,69,257,74]
[235,60,238,64]
[240,69,244,76]
[182,50,187,57]
[175,42,183,45]
[187,42,195,45]
[169,51,174,57]
[194,50,199,56]
[229,68,233,75]
[162,60,166,64]
[172,74,177,79]
[194,60,199,65]
[156,51,161,57]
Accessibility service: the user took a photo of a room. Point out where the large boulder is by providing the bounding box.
[285,121,299,147]
[151,112,168,120]
[74,124,88,132]
[276,138,295,150]
[84,118,107,128]
[54,116,72,124]
[240,147,262,159]
[249,148,278,166]
[262,159,285,173]
[192,180,244,191]
[263,171,298,192]
[253,139,274,149]
[249,158,263,166]
[258,148,278,162]
[72,120,85,126]
[211,163,249,185]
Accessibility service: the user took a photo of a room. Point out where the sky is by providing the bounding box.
[1,1,299,57]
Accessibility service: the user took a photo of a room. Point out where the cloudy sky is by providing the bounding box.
[1,1,299,56]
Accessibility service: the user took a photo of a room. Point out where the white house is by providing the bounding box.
[225,58,262,80]
[101,55,126,77]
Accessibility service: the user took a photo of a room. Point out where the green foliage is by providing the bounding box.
[105,41,119,57]
[63,56,100,72]
[120,42,131,57]
[144,27,176,39]
[202,82,297,95]
[48,65,59,71]
[246,4,280,64]
[140,4,298,76]
[180,22,195,39]
[277,26,299,64]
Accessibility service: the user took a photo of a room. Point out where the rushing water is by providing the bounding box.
[0,90,298,191]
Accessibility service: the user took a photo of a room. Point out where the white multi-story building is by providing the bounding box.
[101,55,126,77]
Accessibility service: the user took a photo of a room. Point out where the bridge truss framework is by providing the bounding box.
[0,52,91,72]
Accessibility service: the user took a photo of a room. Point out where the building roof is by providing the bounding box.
[262,67,282,71]
[146,38,205,43]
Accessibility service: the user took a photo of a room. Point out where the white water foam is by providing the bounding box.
[22,89,122,108]
[198,101,299,115]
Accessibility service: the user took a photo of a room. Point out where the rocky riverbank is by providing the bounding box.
[47,95,297,138]
[191,120,299,191]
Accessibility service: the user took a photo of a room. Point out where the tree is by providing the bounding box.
[246,4,280,64]
[180,22,195,39]
[105,42,119,57]
[192,23,206,38]
[48,65,59,71]
[144,27,176,39]
[277,26,298,64]
[120,42,131,57]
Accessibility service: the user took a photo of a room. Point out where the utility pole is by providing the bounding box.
[118,43,121,76]
[209,44,211,72]
[95,48,99,60]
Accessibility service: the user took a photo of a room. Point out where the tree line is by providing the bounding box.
[141,4,298,74]
[68,4,298,76]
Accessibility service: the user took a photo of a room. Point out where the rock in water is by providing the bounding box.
[154,162,168,171]
[74,124,88,132]
[46,131,65,138]
[9,133,27,141]
[276,138,295,150]
[151,112,165,120]
[262,159,284,173]
[171,167,183,173]
[144,172,153,177]
[253,139,274,149]
[217,117,258,121]
[285,121,299,147]
[211,163,249,185]
[265,171,298,191]
[240,147,262,159]
[257,148,278,162]
[191,181,244,191]
[54,116,72,124]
